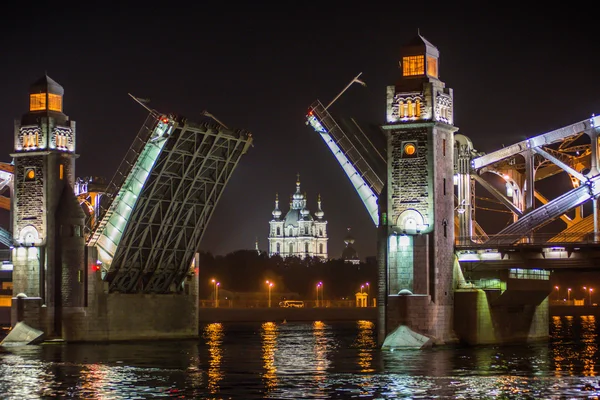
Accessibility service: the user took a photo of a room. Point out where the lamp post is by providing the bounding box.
[266,280,273,307]
[590,288,594,305]
[555,285,559,301]
[319,281,323,307]
[366,282,370,307]
[211,279,217,307]
[316,282,321,307]
[568,288,572,302]
[215,282,220,308]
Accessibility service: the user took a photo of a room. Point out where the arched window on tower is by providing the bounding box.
[408,100,414,117]
[289,243,293,255]
[415,99,421,117]
[319,228,323,236]
[276,243,280,253]
[319,243,323,254]
[277,227,281,236]
[398,100,404,118]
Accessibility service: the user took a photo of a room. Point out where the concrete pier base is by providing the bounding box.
[385,294,456,346]
[454,290,549,345]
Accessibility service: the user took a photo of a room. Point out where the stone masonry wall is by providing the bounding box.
[388,127,431,229]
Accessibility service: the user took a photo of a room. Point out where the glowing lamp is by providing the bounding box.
[404,143,416,156]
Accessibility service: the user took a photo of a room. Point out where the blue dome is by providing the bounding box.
[284,209,302,226]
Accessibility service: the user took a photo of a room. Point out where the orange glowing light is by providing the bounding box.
[404,143,416,156]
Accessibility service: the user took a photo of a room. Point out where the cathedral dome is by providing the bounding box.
[272,193,282,219]
[344,228,355,245]
[315,194,325,219]
[284,209,302,226]
[342,246,358,260]
[300,207,311,218]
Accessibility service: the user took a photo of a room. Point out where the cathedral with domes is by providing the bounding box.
[268,175,328,259]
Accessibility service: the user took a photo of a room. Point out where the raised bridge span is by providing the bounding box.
[2,75,253,343]
[306,33,600,348]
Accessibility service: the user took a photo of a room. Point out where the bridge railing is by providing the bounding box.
[458,279,504,290]
[456,232,600,249]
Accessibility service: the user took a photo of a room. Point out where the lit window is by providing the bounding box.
[402,55,425,76]
[60,164,64,180]
[48,94,62,112]
[30,93,46,111]
[398,101,404,118]
[415,99,421,117]
[404,143,416,156]
[427,56,438,78]
[408,100,415,118]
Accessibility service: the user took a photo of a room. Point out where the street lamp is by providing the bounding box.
[590,288,594,305]
[216,282,220,308]
[366,282,370,307]
[266,280,274,307]
[316,282,321,307]
[554,285,559,301]
[319,281,324,307]
[568,288,572,302]
[211,279,217,306]
[360,285,364,294]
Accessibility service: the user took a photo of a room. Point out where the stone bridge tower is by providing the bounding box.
[11,76,86,337]
[379,34,458,347]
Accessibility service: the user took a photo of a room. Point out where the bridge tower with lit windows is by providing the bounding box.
[379,34,457,347]
[10,75,86,337]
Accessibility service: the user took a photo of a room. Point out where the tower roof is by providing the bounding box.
[400,32,439,59]
[29,74,64,96]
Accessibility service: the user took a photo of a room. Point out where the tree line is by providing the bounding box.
[198,250,377,301]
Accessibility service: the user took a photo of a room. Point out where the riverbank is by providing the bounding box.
[197,306,377,323]
[550,305,600,317]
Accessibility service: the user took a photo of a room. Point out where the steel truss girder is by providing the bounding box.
[472,116,600,170]
[106,121,252,293]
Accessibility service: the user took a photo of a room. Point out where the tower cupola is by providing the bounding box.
[272,193,282,219]
[29,75,64,113]
[315,194,325,219]
[399,32,439,80]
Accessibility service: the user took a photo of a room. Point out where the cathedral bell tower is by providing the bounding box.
[11,75,86,336]
[379,33,457,347]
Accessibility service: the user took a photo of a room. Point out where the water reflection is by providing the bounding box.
[2,320,600,398]
[79,363,110,400]
[354,320,375,373]
[203,322,224,394]
[581,315,597,376]
[0,353,45,399]
[261,321,278,392]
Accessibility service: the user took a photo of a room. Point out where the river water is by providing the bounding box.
[0,317,599,399]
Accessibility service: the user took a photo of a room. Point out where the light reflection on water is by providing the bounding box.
[1,318,600,398]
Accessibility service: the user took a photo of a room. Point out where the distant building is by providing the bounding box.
[341,227,360,264]
[268,175,328,259]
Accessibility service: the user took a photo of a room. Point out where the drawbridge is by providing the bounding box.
[86,108,253,293]
[306,77,600,250]
[1,103,252,292]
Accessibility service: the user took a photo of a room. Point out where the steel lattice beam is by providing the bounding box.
[104,119,252,293]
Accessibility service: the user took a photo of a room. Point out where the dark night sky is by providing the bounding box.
[0,4,599,259]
